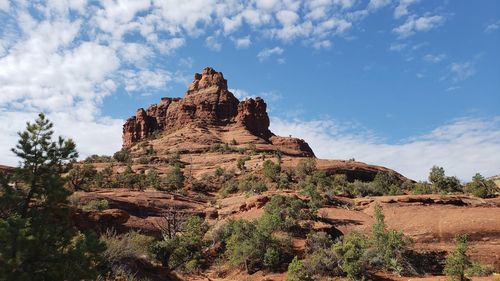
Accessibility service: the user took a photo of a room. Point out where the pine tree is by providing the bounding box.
[0,113,105,280]
[444,234,471,281]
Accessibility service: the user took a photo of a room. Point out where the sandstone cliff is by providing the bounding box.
[123,67,278,149]
[121,67,406,182]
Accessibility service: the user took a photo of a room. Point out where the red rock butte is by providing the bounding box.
[123,67,314,157]
[122,67,407,182]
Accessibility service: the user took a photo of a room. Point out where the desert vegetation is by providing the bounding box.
[1,114,499,281]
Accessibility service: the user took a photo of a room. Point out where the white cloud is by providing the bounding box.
[230,88,253,100]
[333,0,357,9]
[205,36,222,51]
[270,116,500,181]
[122,69,172,93]
[394,0,420,19]
[389,43,406,51]
[485,20,500,33]
[367,0,392,11]
[0,0,488,171]
[313,40,332,49]
[257,46,284,61]
[0,0,10,12]
[276,10,299,26]
[393,15,445,37]
[230,88,282,103]
[449,62,475,82]
[233,36,251,48]
[423,53,446,63]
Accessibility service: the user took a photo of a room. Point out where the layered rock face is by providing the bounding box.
[123,67,309,155]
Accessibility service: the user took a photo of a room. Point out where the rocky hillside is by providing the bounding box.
[120,67,406,182]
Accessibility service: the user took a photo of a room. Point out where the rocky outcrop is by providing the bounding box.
[235,97,271,138]
[123,67,299,152]
[270,136,314,157]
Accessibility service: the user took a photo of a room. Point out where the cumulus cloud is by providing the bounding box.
[257,46,284,61]
[393,15,445,37]
[0,0,468,167]
[0,0,371,164]
[233,36,252,48]
[449,62,476,82]
[205,36,222,51]
[394,0,420,19]
[0,0,9,12]
[423,53,446,63]
[485,20,500,33]
[270,116,500,181]
[312,40,332,49]
[367,0,392,11]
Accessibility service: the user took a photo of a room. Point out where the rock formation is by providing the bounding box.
[123,67,309,155]
[121,67,409,182]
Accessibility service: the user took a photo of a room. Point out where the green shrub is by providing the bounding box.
[95,166,114,188]
[247,143,257,154]
[216,219,292,273]
[263,248,281,269]
[238,175,267,194]
[115,166,146,189]
[67,164,98,191]
[286,256,314,281]
[113,149,131,163]
[370,172,403,196]
[333,231,369,281]
[304,232,342,277]
[258,195,313,234]
[310,171,333,191]
[263,160,281,182]
[163,164,185,190]
[464,173,499,198]
[278,171,292,189]
[237,156,251,171]
[299,183,325,212]
[145,145,156,156]
[143,170,160,189]
[210,143,242,154]
[429,166,462,193]
[295,158,316,179]
[152,216,208,272]
[348,180,374,197]
[100,230,154,275]
[466,262,494,277]
[136,156,150,164]
[82,199,110,211]
[330,174,349,195]
[411,181,434,195]
[214,166,225,177]
[444,234,471,281]
[84,154,113,163]
[219,179,239,197]
[370,204,410,273]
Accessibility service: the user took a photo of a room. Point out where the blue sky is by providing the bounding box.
[0,0,499,180]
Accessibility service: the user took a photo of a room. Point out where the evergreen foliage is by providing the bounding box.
[444,234,471,281]
[286,256,314,281]
[464,173,499,198]
[0,113,105,280]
